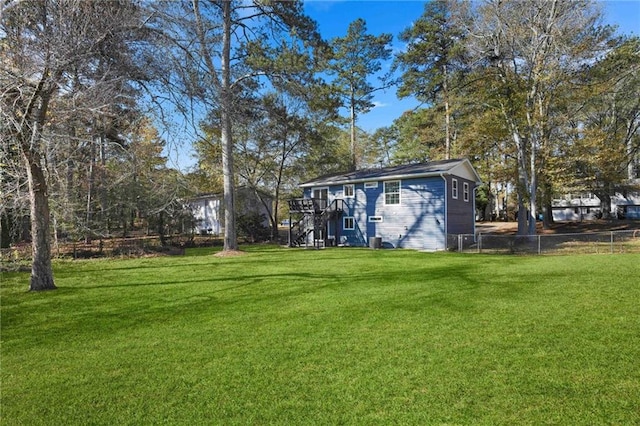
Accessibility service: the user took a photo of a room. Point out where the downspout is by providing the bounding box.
[441,174,448,250]
[473,185,480,242]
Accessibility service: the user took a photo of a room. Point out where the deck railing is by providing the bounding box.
[287,198,345,247]
[288,198,327,213]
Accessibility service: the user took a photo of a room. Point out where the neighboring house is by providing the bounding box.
[552,157,640,221]
[288,159,482,251]
[615,192,640,219]
[187,187,273,235]
[552,191,640,221]
[188,194,222,235]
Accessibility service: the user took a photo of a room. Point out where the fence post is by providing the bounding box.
[458,234,463,252]
[611,232,614,254]
[478,234,481,253]
[538,235,541,255]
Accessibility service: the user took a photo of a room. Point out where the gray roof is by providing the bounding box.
[300,158,481,188]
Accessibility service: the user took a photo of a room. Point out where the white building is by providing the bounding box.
[187,187,273,235]
[552,191,640,221]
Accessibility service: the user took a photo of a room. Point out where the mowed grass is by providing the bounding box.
[1,247,639,425]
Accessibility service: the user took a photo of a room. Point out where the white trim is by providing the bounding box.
[442,174,448,246]
[463,182,469,202]
[300,159,482,188]
[343,184,355,198]
[368,216,383,222]
[343,216,355,230]
[384,180,401,205]
[452,178,458,199]
[312,186,330,203]
[364,181,378,189]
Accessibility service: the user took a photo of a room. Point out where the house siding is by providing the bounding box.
[314,177,446,250]
[626,206,640,219]
[294,159,482,251]
[191,198,221,235]
[446,175,476,235]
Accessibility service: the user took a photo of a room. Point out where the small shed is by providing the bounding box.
[288,159,482,250]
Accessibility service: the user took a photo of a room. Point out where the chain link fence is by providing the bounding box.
[448,230,640,255]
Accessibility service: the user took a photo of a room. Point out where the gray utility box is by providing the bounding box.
[369,237,382,249]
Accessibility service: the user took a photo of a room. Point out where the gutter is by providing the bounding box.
[441,173,448,247]
[299,170,455,188]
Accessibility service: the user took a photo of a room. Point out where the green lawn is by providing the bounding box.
[2,246,639,425]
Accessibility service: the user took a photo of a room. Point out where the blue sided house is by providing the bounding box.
[287,159,482,251]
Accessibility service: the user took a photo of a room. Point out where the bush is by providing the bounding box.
[237,213,271,242]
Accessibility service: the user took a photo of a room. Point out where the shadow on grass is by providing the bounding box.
[4,271,353,346]
[68,272,336,291]
[55,246,412,274]
[4,250,535,349]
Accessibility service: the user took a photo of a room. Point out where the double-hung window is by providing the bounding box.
[452,178,458,199]
[384,180,401,205]
[463,182,470,202]
[343,217,355,230]
[343,184,355,198]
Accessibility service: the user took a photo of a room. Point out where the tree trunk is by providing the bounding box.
[540,180,554,229]
[99,132,109,235]
[598,191,612,218]
[528,142,538,235]
[220,0,237,251]
[513,130,532,235]
[627,134,636,180]
[1,212,11,249]
[443,63,451,160]
[23,149,56,291]
[350,87,357,171]
[517,195,528,235]
[85,137,96,244]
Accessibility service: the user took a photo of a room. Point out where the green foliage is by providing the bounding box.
[395,0,468,103]
[187,123,224,195]
[330,18,393,114]
[475,184,491,219]
[570,36,640,190]
[329,18,393,169]
[2,248,639,424]
[391,108,446,163]
[236,213,271,242]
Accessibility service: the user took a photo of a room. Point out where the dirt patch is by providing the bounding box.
[213,249,247,258]
[477,220,640,235]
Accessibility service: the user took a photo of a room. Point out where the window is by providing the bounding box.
[463,182,470,202]
[343,217,355,230]
[452,178,458,199]
[368,216,383,222]
[343,184,355,198]
[384,180,400,205]
[364,181,378,189]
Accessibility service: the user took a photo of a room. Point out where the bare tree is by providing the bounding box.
[466,0,613,234]
[234,91,327,239]
[1,0,151,290]
[153,0,323,252]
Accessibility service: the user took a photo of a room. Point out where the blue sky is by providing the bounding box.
[303,0,640,132]
[165,1,639,170]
